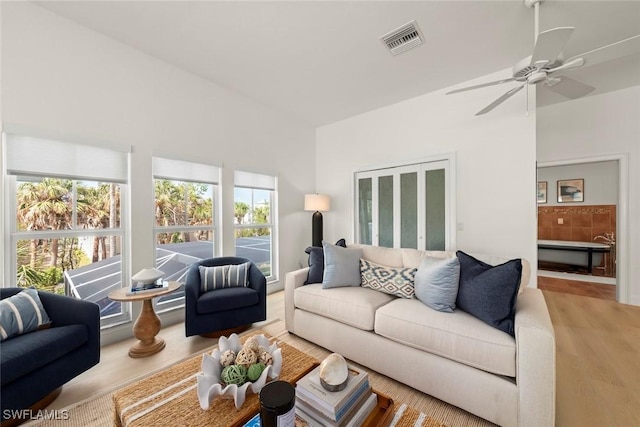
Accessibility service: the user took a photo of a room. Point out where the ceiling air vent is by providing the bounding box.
[380,20,424,56]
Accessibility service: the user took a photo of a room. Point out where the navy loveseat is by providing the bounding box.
[0,288,100,423]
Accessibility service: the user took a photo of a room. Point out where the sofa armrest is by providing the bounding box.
[39,292,99,329]
[38,291,101,361]
[284,267,309,334]
[514,288,556,427]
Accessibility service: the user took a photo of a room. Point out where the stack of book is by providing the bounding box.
[126,280,169,296]
[295,364,376,427]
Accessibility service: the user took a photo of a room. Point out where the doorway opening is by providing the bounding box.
[537,155,628,303]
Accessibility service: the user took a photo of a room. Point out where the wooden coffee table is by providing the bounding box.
[112,331,393,427]
[113,332,317,427]
[108,281,180,358]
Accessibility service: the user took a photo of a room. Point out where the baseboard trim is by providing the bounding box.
[538,270,616,285]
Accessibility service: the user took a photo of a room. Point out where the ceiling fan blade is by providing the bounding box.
[475,83,526,116]
[531,27,574,67]
[445,77,517,95]
[545,76,595,99]
[548,57,584,74]
[566,34,640,67]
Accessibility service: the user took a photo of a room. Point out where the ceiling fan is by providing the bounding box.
[446,0,640,116]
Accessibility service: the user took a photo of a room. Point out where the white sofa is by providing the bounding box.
[285,244,555,427]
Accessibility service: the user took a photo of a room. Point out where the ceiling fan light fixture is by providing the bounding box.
[528,71,548,84]
[544,77,562,87]
[380,20,424,56]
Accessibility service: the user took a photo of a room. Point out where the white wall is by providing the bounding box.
[537,86,640,305]
[538,161,618,206]
[316,71,538,284]
[1,2,316,338]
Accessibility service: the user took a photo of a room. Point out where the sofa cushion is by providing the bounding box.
[0,288,51,342]
[294,284,395,331]
[199,262,250,292]
[414,256,460,312]
[349,244,404,267]
[304,239,346,285]
[0,324,88,385]
[374,298,516,377]
[322,242,363,288]
[360,259,416,298]
[197,287,259,314]
[400,248,455,268]
[456,251,522,337]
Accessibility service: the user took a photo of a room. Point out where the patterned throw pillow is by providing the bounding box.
[199,262,251,292]
[0,288,51,342]
[360,259,417,299]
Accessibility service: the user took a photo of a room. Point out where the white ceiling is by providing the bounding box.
[34,1,640,126]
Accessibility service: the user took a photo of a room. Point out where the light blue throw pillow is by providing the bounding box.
[0,288,51,341]
[322,242,363,288]
[414,256,460,312]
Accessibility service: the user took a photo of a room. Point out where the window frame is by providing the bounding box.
[233,173,278,283]
[3,129,131,328]
[6,174,131,328]
[152,158,221,312]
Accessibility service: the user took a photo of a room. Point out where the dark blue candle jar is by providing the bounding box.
[259,381,295,427]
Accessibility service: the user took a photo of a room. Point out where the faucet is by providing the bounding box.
[593,232,615,244]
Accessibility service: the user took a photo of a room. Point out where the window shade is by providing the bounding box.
[153,157,220,184]
[4,132,129,183]
[234,170,276,190]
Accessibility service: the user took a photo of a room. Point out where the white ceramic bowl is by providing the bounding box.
[196,334,282,409]
[131,268,165,285]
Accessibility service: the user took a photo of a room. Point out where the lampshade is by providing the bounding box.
[304,194,330,212]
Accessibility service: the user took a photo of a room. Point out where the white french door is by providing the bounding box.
[355,160,452,250]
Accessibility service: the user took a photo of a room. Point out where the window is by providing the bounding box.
[355,158,454,250]
[234,171,277,281]
[3,130,130,326]
[153,158,219,310]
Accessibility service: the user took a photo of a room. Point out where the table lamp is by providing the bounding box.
[304,194,330,247]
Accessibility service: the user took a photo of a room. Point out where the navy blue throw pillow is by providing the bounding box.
[304,239,346,284]
[455,251,522,336]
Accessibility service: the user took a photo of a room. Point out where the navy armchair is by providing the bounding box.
[185,257,267,337]
[1,288,100,424]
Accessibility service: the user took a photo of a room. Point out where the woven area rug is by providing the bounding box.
[25,320,494,427]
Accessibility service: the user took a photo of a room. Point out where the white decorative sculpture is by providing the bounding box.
[196,334,282,409]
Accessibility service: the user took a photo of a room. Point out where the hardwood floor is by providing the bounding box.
[538,275,616,301]
[542,289,640,426]
[49,289,640,426]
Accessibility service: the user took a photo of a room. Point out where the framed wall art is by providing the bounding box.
[557,179,584,203]
[537,181,547,204]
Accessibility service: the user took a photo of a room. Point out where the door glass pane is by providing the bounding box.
[401,172,418,249]
[378,175,394,248]
[358,178,372,244]
[425,169,446,250]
